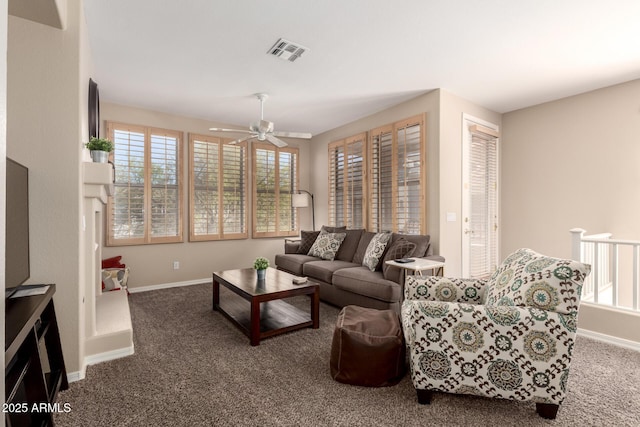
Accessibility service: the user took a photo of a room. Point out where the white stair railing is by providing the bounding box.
[571,228,640,312]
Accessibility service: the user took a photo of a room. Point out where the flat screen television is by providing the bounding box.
[5,157,30,293]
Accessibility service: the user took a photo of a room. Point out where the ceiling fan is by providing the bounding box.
[209,93,312,147]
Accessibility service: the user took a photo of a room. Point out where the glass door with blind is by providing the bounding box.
[462,114,499,279]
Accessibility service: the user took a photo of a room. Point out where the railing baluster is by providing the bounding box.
[612,243,618,307]
[634,245,639,311]
[571,228,640,313]
[593,243,599,304]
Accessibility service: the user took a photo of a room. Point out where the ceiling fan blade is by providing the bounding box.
[265,134,288,147]
[227,135,256,145]
[272,131,312,139]
[209,127,253,134]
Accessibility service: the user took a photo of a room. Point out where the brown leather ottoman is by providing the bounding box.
[330,305,405,387]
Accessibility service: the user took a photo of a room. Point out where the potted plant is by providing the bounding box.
[254,257,269,281]
[85,137,114,163]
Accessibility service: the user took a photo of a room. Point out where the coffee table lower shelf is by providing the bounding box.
[215,293,314,344]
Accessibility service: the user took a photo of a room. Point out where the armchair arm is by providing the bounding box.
[401,300,577,403]
[404,275,487,304]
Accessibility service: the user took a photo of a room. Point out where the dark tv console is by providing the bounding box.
[5,284,68,426]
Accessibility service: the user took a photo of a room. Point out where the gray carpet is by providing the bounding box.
[55,284,640,426]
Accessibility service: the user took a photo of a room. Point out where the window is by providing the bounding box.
[328,133,367,228]
[252,143,299,238]
[189,134,247,241]
[107,122,182,245]
[370,115,425,234]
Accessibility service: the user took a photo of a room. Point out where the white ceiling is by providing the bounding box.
[83,0,640,136]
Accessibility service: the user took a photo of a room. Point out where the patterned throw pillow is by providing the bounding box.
[485,248,591,314]
[297,230,320,254]
[362,232,392,271]
[308,231,347,261]
[382,238,417,282]
[101,267,130,292]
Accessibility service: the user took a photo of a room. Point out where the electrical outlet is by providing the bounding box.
[173,261,180,270]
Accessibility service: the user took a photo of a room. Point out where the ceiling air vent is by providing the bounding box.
[267,38,308,62]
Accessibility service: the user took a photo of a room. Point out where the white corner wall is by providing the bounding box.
[7,0,88,373]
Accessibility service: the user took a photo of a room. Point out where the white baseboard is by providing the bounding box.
[84,345,135,367]
[67,369,85,383]
[577,328,640,352]
[67,347,135,383]
[127,278,212,294]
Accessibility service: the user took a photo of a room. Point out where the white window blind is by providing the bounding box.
[107,122,182,245]
[370,115,425,234]
[328,133,366,228]
[253,143,299,238]
[468,125,498,278]
[189,134,247,241]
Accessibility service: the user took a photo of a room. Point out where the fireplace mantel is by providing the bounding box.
[83,162,114,203]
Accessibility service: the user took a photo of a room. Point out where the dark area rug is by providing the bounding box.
[55,284,640,426]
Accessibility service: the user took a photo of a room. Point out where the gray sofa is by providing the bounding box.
[275,228,444,313]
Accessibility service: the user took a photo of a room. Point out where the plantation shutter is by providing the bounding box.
[221,142,247,236]
[370,125,394,233]
[328,133,366,228]
[253,143,299,238]
[107,122,183,245]
[468,125,499,278]
[278,150,297,233]
[150,131,180,238]
[189,134,247,241]
[328,141,345,226]
[370,115,425,234]
[395,118,424,234]
[111,125,146,242]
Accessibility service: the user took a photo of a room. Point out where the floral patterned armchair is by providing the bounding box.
[401,248,591,419]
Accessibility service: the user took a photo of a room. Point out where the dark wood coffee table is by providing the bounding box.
[212,267,319,346]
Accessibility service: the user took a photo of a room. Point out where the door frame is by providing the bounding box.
[461,113,500,278]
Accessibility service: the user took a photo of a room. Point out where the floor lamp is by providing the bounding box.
[292,190,315,231]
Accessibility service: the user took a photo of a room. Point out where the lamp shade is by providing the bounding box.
[291,193,309,208]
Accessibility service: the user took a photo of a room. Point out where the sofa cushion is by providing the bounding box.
[382,238,417,282]
[308,231,347,261]
[391,233,431,257]
[321,225,347,233]
[485,248,591,314]
[298,230,320,254]
[275,253,319,276]
[303,260,360,283]
[333,266,401,303]
[352,231,376,265]
[363,232,392,271]
[335,229,365,262]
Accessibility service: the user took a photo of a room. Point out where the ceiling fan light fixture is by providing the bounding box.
[267,38,309,62]
[210,93,312,147]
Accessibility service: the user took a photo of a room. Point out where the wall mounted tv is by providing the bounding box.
[5,157,30,290]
